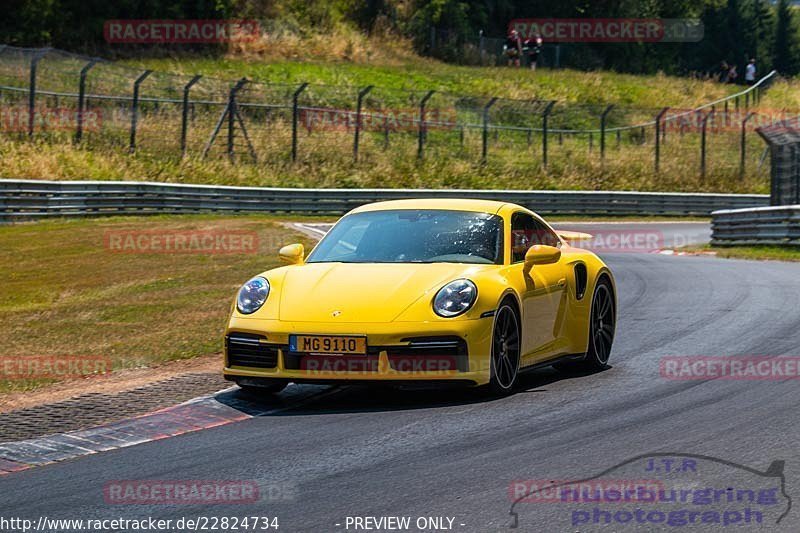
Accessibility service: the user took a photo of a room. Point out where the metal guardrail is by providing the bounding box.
[711,205,800,245]
[0,179,768,220]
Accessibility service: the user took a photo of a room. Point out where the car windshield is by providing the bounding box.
[306,209,503,264]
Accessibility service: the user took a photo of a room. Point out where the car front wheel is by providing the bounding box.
[488,302,521,395]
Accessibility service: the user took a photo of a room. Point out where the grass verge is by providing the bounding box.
[693,244,800,261]
[0,214,312,394]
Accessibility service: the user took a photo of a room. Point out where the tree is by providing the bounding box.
[739,0,775,72]
[773,0,799,74]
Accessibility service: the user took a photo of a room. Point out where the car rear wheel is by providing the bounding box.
[489,303,521,395]
[586,279,615,369]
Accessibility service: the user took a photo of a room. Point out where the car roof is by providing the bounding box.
[349,198,513,215]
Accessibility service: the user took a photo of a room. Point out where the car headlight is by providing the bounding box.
[237,276,270,314]
[433,279,477,317]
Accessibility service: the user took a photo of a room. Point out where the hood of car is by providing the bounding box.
[278,262,487,323]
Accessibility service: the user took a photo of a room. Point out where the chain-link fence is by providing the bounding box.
[0,45,782,187]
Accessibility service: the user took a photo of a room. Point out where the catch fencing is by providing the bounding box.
[755,123,800,206]
[0,45,782,183]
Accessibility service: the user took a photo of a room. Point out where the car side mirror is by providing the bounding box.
[279,243,305,265]
[524,245,561,268]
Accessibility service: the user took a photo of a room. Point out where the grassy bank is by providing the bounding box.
[0,215,311,393]
[1,49,790,193]
[122,58,743,107]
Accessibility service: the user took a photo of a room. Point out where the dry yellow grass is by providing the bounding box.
[227,22,419,66]
[0,119,771,194]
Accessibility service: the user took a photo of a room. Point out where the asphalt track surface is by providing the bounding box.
[4,223,800,532]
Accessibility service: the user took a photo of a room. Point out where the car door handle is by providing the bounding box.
[557,278,566,288]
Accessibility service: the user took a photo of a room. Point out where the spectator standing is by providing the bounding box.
[745,58,757,85]
[727,64,738,84]
[524,34,543,71]
[718,61,729,82]
[504,29,522,67]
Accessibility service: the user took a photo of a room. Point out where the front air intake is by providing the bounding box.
[226,333,279,369]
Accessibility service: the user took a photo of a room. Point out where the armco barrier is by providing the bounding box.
[0,179,768,219]
[712,205,800,245]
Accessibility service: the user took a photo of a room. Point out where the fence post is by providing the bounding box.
[28,49,49,138]
[600,105,614,160]
[724,99,729,128]
[417,90,435,160]
[75,58,98,143]
[128,70,152,154]
[481,97,498,164]
[353,85,373,162]
[180,74,202,157]
[228,78,248,163]
[740,112,755,179]
[700,109,715,180]
[654,107,668,173]
[541,101,556,168]
[479,31,485,66]
[291,82,309,162]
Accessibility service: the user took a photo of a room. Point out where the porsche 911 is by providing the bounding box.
[224,199,616,394]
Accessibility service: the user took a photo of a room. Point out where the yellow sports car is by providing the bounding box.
[224,199,616,395]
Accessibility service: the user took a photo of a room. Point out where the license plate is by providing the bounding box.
[289,335,367,355]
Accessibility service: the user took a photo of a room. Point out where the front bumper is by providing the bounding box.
[223,316,494,386]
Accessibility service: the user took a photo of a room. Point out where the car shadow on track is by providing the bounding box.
[215,365,612,416]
